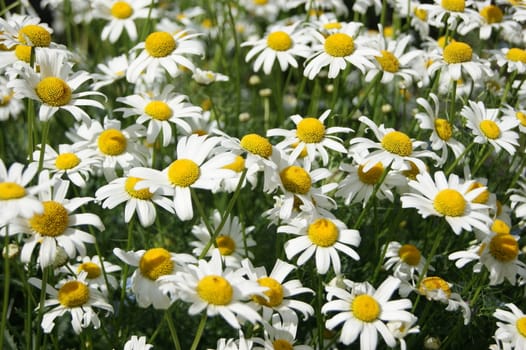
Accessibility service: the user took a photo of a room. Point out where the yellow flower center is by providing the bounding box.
[324,33,354,57]
[240,134,273,158]
[479,120,501,139]
[308,218,339,247]
[358,162,384,185]
[323,22,342,30]
[516,317,526,337]
[280,165,311,194]
[0,93,12,107]
[0,182,26,200]
[467,182,489,204]
[29,201,69,237]
[437,36,453,49]
[402,161,420,181]
[253,277,284,307]
[414,7,428,20]
[352,295,381,322]
[516,111,526,126]
[222,155,245,172]
[14,44,31,62]
[111,1,133,19]
[35,77,72,107]
[506,48,526,63]
[489,233,518,262]
[145,31,176,58]
[216,235,236,256]
[480,5,503,23]
[144,100,173,121]
[58,281,90,308]
[125,177,153,200]
[272,339,293,350]
[167,159,200,187]
[434,118,453,140]
[267,31,292,51]
[197,275,233,305]
[296,117,325,143]
[376,50,400,73]
[381,131,412,156]
[398,244,421,266]
[55,153,80,170]
[18,25,51,47]
[98,129,127,156]
[443,42,472,64]
[441,0,465,12]
[139,248,174,280]
[491,219,510,235]
[77,262,102,279]
[253,0,268,5]
[433,189,466,217]
[419,276,451,298]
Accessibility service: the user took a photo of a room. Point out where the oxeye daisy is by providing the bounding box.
[0,14,54,49]
[493,303,526,349]
[286,0,349,16]
[91,54,129,90]
[496,47,526,74]
[383,241,430,283]
[415,93,465,166]
[93,0,155,43]
[130,134,235,221]
[242,22,311,75]
[116,84,203,146]
[113,247,196,309]
[214,331,254,350]
[65,255,121,295]
[0,76,23,121]
[239,0,282,20]
[419,0,481,31]
[159,250,266,329]
[191,68,229,85]
[126,30,204,83]
[500,104,526,134]
[460,1,521,40]
[303,21,379,79]
[386,315,420,350]
[278,215,361,274]
[401,170,493,235]
[462,100,520,155]
[7,50,105,125]
[10,179,104,269]
[509,180,526,220]
[95,174,175,227]
[31,143,99,188]
[349,116,439,173]
[322,276,414,348]
[394,0,430,38]
[267,109,351,166]
[124,335,153,350]
[252,314,313,350]
[242,258,314,322]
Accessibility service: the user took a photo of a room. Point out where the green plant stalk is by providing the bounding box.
[35,267,50,348]
[138,0,156,41]
[165,310,182,350]
[380,0,389,29]
[0,233,11,349]
[500,70,517,106]
[0,0,19,17]
[190,312,207,350]
[37,121,50,172]
[445,142,476,175]
[117,217,135,331]
[472,143,491,176]
[449,80,457,125]
[348,71,383,119]
[316,273,324,350]
[353,165,391,229]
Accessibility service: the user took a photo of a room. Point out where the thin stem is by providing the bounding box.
[472,144,491,175]
[0,233,11,349]
[138,0,156,41]
[189,312,207,350]
[448,80,457,125]
[0,0,19,17]
[35,267,50,348]
[37,121,50,172]
[353,164,391,229]
[445,142,476,175]
[348,72,383,118]
[165,310,182,350]
[316,273,324,350]
[501,71,517,106]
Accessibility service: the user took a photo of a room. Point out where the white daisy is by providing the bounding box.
[192,68,229,85]
[509,180,526,220]
[91,54,129,90]
[419,0,481,31]
[0,76,23,121]
[495,47,526,74]
[124,335,153,350]
[0,14,54,49]
[252,313,313,350]
[65,255,121,295]
[494,303,526,349]
[458,1,521,40]
[383,241,430,283]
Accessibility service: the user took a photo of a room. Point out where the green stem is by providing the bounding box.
[165,310,182,350]
[189,312,207,350]
[380,0,389,29]
[445,142,476,175]
[138,0,156,41]
[316,274,324,350]
[472,144,492,176]
[36,267,50,348]
[0,233,10,349]
[37,121,50,172]
[449,80,457,125]
[353,165,391,229]
[0,0,19,16]
[348,72,383,118]
[117,218,135,331]
[501,70,517,106]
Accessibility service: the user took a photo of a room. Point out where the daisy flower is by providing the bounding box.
[91,54,129,90]
[401,170,493,235]
[116,84,203,146]
[7,49,104,125]
[349,116,439,173]
[65,255,121,295]
[10,179,104,269]
[159,250,266,329]
[501,104,526,134]
[95,174,174,227]
[242,258,314,322]
[190,210,255,267]
[0,76,23,121]
[29,273,113,334]
[267,109,351,166]
[0,14,54,49]
[242,22,311,75]
[495,47,526,74]
[386,315,420,350]
[214,331,254,350]
[239,0,282,20]
[252,314,313,350]
[286,0,349,16]
[278,215,361,274]
[126,30,204,83]
[124,335,153,350]
[494,303,526,349]
[415,93,465,166]
[192,68,229,85]
[383,241,430,283]
[462,100,520,155]
[419,0,481,31]
[303,21,379,79]
[322,276,414,348]
[509,180,526,220]
[113,247,196,309]
[130,134,235,221]
[93,0,155,43]
[458,1,521,40]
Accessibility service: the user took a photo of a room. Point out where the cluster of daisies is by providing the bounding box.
[2,0,526,348]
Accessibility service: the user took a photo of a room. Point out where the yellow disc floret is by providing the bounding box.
[29,201,69,237]
[98,129,128,156]
[125,177,153,200]
[467,182,489,204]
[267,31,292,51]
[167,159,200,187]
[381,131,412,156]
[517,317,526,337]
[516,111,526,126]
[111,1,134,19]
[58,281,90,308]
[14,44,31,62]
[308,218,339,247]
[489,233,518,262]
[433,189,466,217]
[280,165,311,194]
[139,248,174,280]
[144,101,173,121]
[272,339,294,350]
[479,120,501,139]
[0,182,26,200]
[352,294,381,322]
[55,153,80,170]
[376,50,400,73]
[240,134,273,158]
[253,277,284,307]
[358,162,384,185]
[18,25,51,47]
[197,275,233,305]
[480,5,503,23]
[35,77,72,107]
[441,0,465,12]
[443,42,472,64]
[222,156,245,172]
[419,276,451,298]
[145,31,176,58]
[506,48,526,63]
[296,117,325,143]
[491,219,511,235]
[414,7,428,21]
[434,118,453,140]
[216,235,236,256]
[398,244,421,266]
[77,262,102,279]
[324,33,354,57]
